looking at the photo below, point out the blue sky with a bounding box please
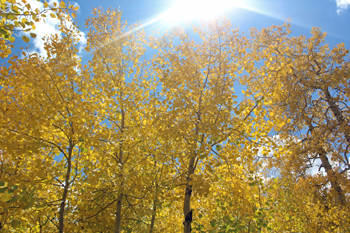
[17,0,350,57]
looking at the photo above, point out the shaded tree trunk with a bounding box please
[322,87,350,145]
[58,143,73,233]
[318,148,345,204]
[149,192,157,233]
[114,193,123,233]
[307,121,345,204]
[183,156,196,233]
[115,109,125,233]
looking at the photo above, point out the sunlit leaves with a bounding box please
[0,7,349,233]
[0,0,79,56]
[243,21,350,231]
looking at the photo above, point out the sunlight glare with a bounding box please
[164,0,244,23]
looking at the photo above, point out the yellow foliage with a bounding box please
[0,9,349,233]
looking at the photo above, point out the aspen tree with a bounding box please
[0,13,95,231]
[151,20,271,232]
[243,22,350,231]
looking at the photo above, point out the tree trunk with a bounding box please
[149,193,157,233]
[58,143,73,233]
[114,193,123,233]
[318,148,345,204]
[149,159,158,233]
[114,109,125,233]
[307,121,345,204]
[322,87,350,145]
[183,156,196,233]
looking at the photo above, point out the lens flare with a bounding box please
[164,0,245,23]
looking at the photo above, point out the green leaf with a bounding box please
[24,202,33,209]
[11,185,18,190]
[0,29,8,37]
[7,14,16,20]
[210,220,216,227]
[0,187,7,193]
[0,181,5,186]
[22,35,30,43]
[249,182,256,186]
[25,21,34,26]
[11,220,20,228]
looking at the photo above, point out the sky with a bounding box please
[18,0,350,57]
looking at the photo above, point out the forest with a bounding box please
[0,0,349,232]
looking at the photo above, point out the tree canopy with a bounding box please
[0,4,349,233]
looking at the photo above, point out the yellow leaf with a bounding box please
[22,35,30,43]
[4,48,11,54]
[59,1,65,8]
[74,6,79,11]
[71,12,76,18]
[50,13,56,18]
[1,192,12,202]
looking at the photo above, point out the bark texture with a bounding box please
[114,109,125,233]
[58,143,73,233]
[183,156,196,233]
[307,121,345,204]
[323,87,350,145]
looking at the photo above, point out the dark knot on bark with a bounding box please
[185,188,192,196]
[185,210,193,223]
[183,209,193,232]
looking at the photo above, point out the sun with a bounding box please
[163,0,245,23]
